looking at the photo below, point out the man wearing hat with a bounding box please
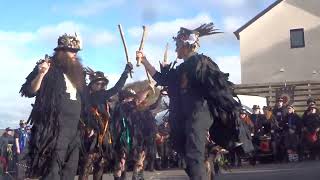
[304,97,317,116]
[78,66,132,180]
[87,63,133,106]
[250,105,264,131]
[301,102,320,159]
[14,120,29,179]
[111,86,157,180]
[273,97,287,124]
[14,120,28,155]
[20,33,89,179]
[282,104,302,162]
[111,88,137,180]
[136,23,240,179]
[307,97,316,107]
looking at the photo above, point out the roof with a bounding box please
[234,0,284,40]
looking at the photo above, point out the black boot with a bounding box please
[155,158,162,170]
[132,170,144,180]
[120,171,126,180]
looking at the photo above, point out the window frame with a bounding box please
[290,28,305,49]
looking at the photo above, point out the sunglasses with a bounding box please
[94,82,106,86]
[62,48,78,53]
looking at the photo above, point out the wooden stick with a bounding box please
[163,43,169,64]
[118,24,132,78]
[136,26,147,67]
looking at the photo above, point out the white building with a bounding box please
[234,0,320,84]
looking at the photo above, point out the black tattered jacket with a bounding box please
[152,53,240,151]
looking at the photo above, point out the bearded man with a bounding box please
[20,34,87,180]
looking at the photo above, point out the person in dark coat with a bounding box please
[301,104,320,159]
[136,23,240,179]
[273,97,287,124]
[261,106,279,135]
[20,34,86,180]
[230,108,254,167]
[250,105,264,134]
[134,92,162,173]
[156,120,171,169]
[111,89,136,180]
[19,34,125,180]
[78,66,132,180]
[111,87,152,180]
[282,105,302,161]
[238,109,255,154]
[303,97,317,117]
[0,128,15,178]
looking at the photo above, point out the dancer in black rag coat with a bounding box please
[136,23,241,179]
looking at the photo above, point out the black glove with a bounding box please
[124,62,133,74]
[159,61,171,74]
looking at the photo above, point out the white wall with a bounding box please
[239,0,320,84]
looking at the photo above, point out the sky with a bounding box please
[0,0,275,128]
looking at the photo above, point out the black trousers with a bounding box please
[40,133,80,180]
[157,141,170,168]
[145,138,156,171]
[183,110,212,180]
[15,154,26,180]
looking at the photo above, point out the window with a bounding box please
[290,28,305,48]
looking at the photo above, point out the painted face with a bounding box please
[253,109,260,114]
[277,101,283,107]
[91,80,106,92]
[287,107,294,114]
[240,113,247,119]
[310,108,317,114]
[175,40,187,59]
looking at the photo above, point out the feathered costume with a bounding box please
[153,23,241,178]
[19,34,85,179]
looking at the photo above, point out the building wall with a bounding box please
[239,0,320,84]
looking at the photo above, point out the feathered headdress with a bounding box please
[173,22,222,48]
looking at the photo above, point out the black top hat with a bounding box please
[88,71,109,88]
[307,97,316,105]
[252,105,260,110]
[54,33,81,52]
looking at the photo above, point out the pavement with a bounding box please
[3,160,320,180]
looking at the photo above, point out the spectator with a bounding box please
[250,105,264,133]
[0,128,14,179]
[273,97,287,124]
[14,120,29,180]
[283,105,302,162]
[14,120,29,155]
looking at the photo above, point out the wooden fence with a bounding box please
[234,81,320,113]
